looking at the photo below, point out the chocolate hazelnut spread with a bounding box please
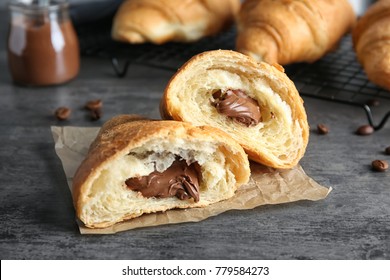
[125,159,201,202]
[212,89,262,127]
[7,1,80,86]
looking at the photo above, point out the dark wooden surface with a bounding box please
[0,11,389,260]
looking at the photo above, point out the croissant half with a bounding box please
[352,0,390,91]
[160,50,309,169]
[72,116,250,228]
[236,0,356,65]
[112,0,241,44]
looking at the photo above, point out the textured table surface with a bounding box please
[0,11,389,260]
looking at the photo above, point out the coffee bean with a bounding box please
[85,99,102,111]
[317,124,329,135]
[90,108,102,121]
[366,99,380,107]
[372,160,389,172]
[356,125,374,135]
[385,146,390,155]
[55,107,71,121]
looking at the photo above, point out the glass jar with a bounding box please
[7,0,80,86]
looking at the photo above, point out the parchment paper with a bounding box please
[51,126,332,234]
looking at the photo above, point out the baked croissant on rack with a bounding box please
[236,0,356,65]
[112,0,241,44]
[352,0,390,92]
[160,50,309,169]
[72,116,250,228]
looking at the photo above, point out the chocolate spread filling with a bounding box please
[212,89,261,127]
[125,159,201,202]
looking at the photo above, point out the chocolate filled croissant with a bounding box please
[352,0,390,91]
[112,0,240,44]
[160,50,309,169]
[72,116,250,228]
[236,0,356,65]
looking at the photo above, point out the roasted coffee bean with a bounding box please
[385,146,390,155]
[366,99,380,107]
[317,124,329,135]
[90,108,102,121]
[356,125,374,136]
[85,99,102,111]
[55,107,71,121]
[371,160,389,172]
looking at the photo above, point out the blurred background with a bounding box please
[0,0,377,16]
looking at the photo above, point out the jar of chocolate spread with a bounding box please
[7,0,80,86]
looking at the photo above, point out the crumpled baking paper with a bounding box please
[51,126,332,234]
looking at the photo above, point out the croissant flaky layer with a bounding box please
[161,50,309,169]
[112,0,240,44]
[236,0,356,65]
[72,117,250,228]
[353,0,390,92]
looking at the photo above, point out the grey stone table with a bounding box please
[0,16,389,260]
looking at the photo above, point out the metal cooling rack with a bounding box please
[289,36,390,131]
[77,25,389,131]
[77,23,236,75]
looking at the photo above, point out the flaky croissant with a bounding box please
[112,0,240,44]
[72,116,250,228]
[160,50,309,169]
[352,0,390,91]
[236,0,356,65]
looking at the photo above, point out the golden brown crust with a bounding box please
[112,0,241,44]
[72,116,250,228]
[160,50,309,169]
[352,0,390,91]
[89,114,149,152]
[236,0,356,65]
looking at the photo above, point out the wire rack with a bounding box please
[288,36,390,130]
[76,25,390,131]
